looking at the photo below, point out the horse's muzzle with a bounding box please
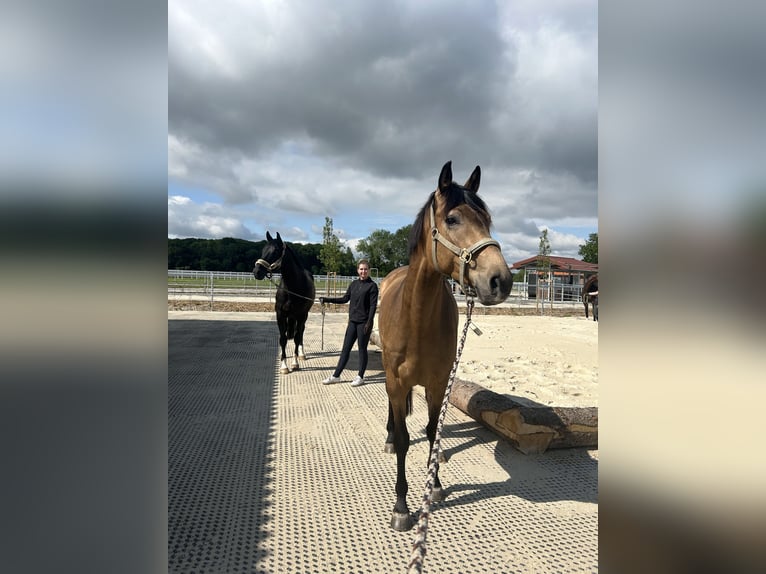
[253,264,268,280]
[474,270,512,306]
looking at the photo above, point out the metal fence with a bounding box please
[168,269,587,308]
[168,269,361,303]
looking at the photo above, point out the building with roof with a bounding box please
[510,256,598,302]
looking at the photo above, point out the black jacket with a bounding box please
[325,278,379,324]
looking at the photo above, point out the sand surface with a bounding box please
[455,314,598,408]
[170,309,598,408]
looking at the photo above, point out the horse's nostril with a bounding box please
[489,272,512,297]
[490,274,502,293]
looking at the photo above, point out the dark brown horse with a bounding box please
[583,274,598,321]
[378,161,513,531]
[254,231,316,373]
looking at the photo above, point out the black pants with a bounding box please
[333,321,370,377]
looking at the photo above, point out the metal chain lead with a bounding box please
[407,297,475,574]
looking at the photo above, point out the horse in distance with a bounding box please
[583,274,598,321]
[253,231,316,373]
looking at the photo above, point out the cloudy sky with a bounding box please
[168,0,597,263]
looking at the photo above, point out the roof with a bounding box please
[510,255,598,273]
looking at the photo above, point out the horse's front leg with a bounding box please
[279,331,290,374]
[390,406,413,531]
[384,400,395,454]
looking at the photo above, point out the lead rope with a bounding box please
[321,301,326,350]
[262,275,317,302]
[407,296,475,574]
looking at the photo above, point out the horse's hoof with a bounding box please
[280,367,290,374]
[291,364,300,371]
[298,354,306,360]
[431,487,446,503]
[439,451,449,463]
[390,512,414,531]
[384,443,395,454]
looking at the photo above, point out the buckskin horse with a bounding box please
[583,274,598,321]
[253,231,316,374]
[378,161,513,531]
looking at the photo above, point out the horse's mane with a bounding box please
[408,183,492,256]
[283,242,314,279]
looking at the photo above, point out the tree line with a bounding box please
[168,217,417,276]
[168,236,357,275]
[168,223,597,275]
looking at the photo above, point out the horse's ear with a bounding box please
[464,166,481,194]
[438,161,453,192]
[276,232,283,244]
[266,231,273,242]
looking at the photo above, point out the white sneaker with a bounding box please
[350,375,365,387]
[321,375,341,385]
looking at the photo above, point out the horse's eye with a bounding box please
[446,215,459,226]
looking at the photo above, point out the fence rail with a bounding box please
[168,270,587,308]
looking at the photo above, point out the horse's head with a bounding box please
[418,161,513,305]
[253,231,285,279]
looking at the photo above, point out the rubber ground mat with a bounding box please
[169,313,597,573]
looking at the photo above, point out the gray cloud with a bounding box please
[169,0,597,256]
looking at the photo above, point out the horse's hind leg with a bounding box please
[425,390,446,503]
[295,318,307,361]
[290,344,300,370]
[289,333,299,371]
[289,319,307,371]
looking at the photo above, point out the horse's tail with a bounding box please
[286,316,297,339]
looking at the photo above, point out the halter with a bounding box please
[429,202,499,294]
[255,244,286,278]
[256,244,317,302]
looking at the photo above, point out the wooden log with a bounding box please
[449,378,598,454]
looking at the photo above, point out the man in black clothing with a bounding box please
[320,259,379,387]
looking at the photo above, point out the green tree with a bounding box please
[578,232,598,263]
[339,246,356,275]
[537,229,552,314]
[538,228,551,267]
[392,224,412,268]
[320,217,344,273]
[357,224,412,275]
